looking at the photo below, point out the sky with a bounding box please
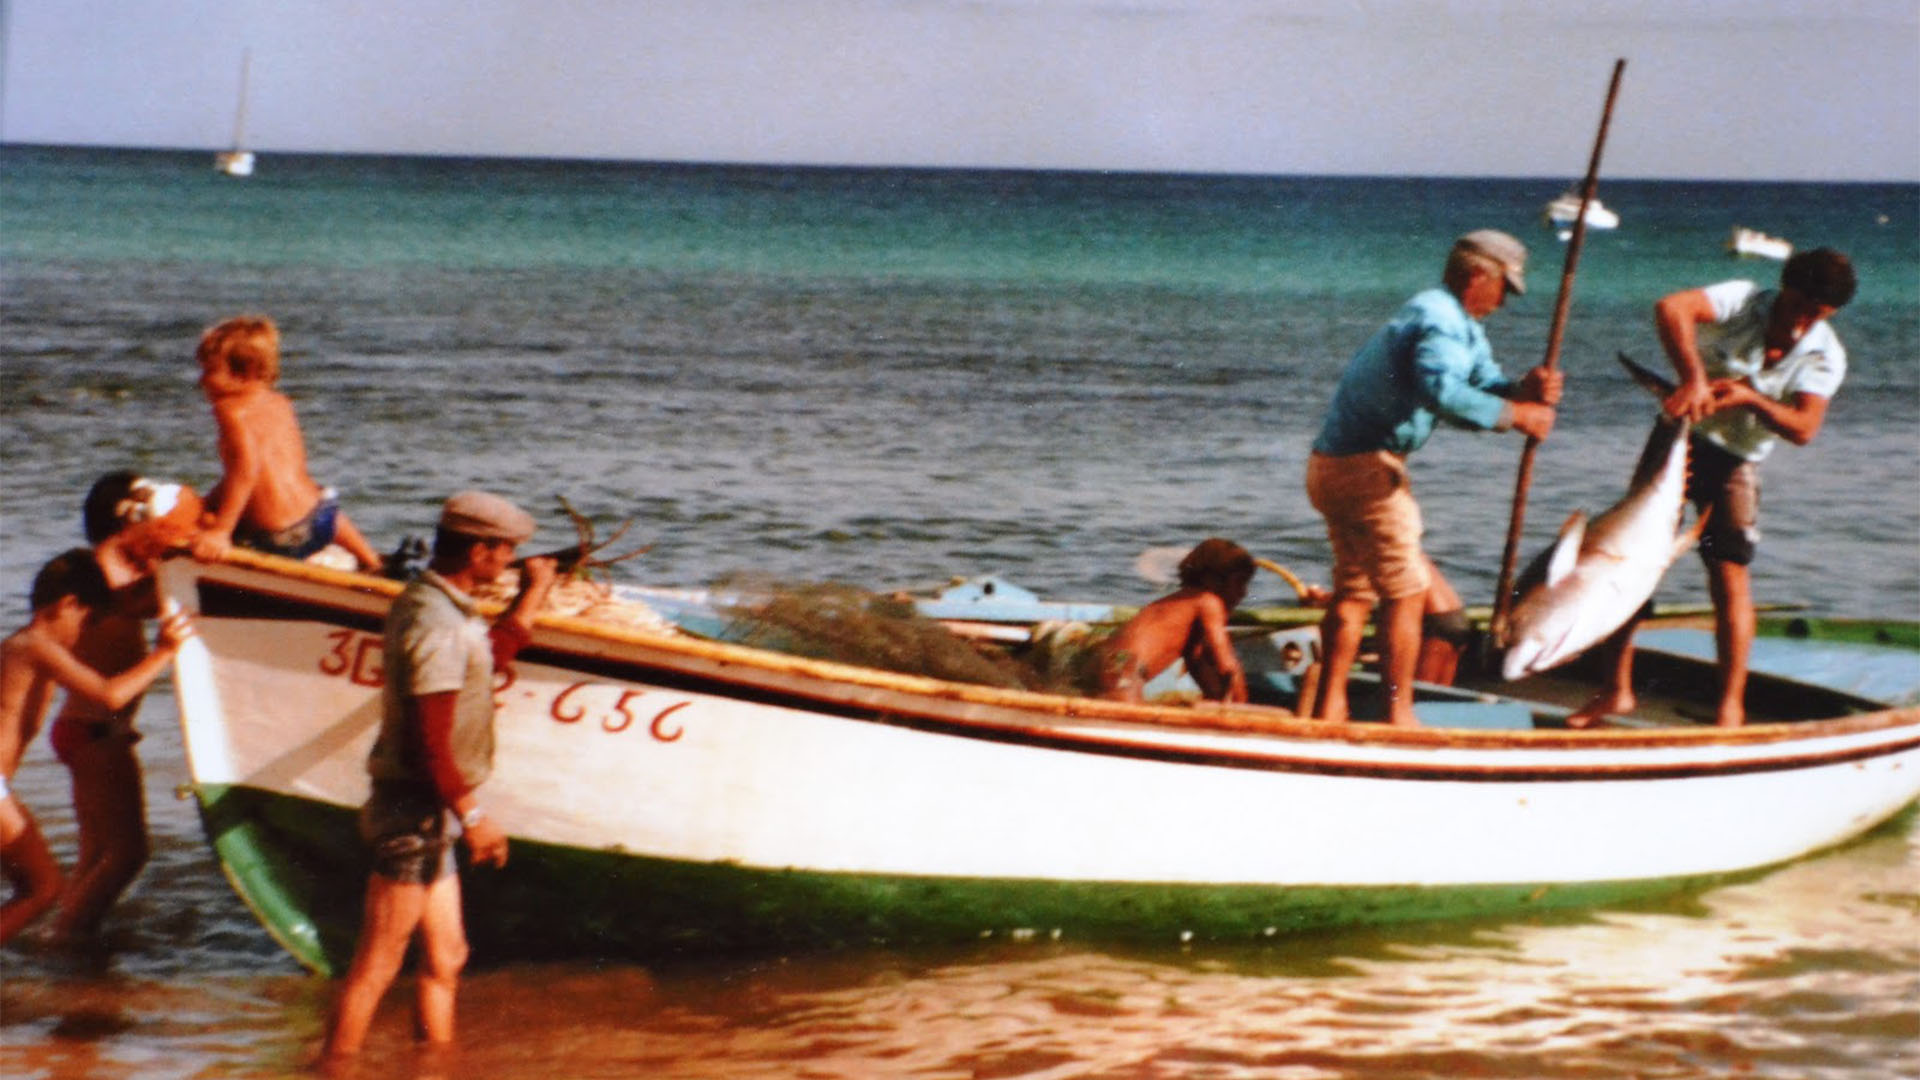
[3,0,1917,181]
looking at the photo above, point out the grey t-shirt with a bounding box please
[367,570,496,793]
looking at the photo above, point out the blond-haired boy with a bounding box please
[191,316,381,570]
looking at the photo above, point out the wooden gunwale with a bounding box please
[202,550,1918,756]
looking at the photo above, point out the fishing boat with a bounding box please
[1728,226,1793,261]
[213,50,256,178]
[1543,191,1620,240]
[159,551,1920,975]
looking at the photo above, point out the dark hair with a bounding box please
[1178,538,1255,591]
[1781,248,1856,308]
[82,471,143,544]
[31,548,110,612]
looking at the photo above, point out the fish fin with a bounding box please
[1672,505,1712,558]
[1545,511,1588,586]
[1617,352,1677,400]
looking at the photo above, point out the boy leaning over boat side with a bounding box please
[0,549,195,945]
[47,473,204,943]
[323,492,556,1062]
[1095,538,1255,704]
[189,315,382,572]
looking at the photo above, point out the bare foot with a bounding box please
[1714,701,1746,728]
[1569,689,1634,729]
[1387,709,1421,729]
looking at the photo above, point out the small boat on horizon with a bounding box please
[159,550,1920,975]
[213,50,256,178]
[1543,191,1620,240]
[1728,226,1793,261]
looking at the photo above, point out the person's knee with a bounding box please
[420,938,469,984]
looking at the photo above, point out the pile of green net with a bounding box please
[717,580,1113,695]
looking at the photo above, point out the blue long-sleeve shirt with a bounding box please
[1311,288,1515,456]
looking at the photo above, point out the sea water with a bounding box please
[1,147,1915,1078]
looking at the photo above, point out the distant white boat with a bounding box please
[1543,191,1619,240]
[1727,226,1792,261]
[214,51,256,178]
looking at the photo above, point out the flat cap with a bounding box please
[1453,229,1528,295]
[438,490,535,543]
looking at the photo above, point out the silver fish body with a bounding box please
[1500,416,1700,681]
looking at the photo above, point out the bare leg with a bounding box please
[1569,616,1642,728]
[0,801,64,945]
[1380,592,1423,728]
[324,875,429,1059]
[1314,596,1372,722]
[51,736,149,939]
[332,512,383,572]
[1707,560,1753,727]
[412,873,470,1046]
[1414,564,1464,686]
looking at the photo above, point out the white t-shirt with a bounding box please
[1692,280,1846,462]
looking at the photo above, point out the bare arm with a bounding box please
[22,614,194,713]
[1655,288,1720,421]
[1189,596,1247,704]
[192,401,260,562]
[413,691,509,868]
[1708,386,1831,446]
[496,557,559,650]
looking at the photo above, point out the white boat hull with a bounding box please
[159,554,1920,971]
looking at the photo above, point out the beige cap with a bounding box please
[438,490,535,543]
[1454,229,1528,295]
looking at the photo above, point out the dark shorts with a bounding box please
[359,782,455,885]
[1687,436,1760,566]
[235,491,341,560]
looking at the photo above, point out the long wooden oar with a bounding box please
[1488,59,1627,650]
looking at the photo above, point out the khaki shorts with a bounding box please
[1306,450,1432,604]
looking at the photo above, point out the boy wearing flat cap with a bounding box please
[1304,230,1562,727]
[324,491,556,1060]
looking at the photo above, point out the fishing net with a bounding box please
[472,558,1120,695]
[471,571,681,636]
[1019,619,1119,697]
[714,577,1041,691]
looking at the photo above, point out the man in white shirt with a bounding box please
[1572,248,1856,728]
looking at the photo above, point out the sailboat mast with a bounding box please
[231,49,251,149]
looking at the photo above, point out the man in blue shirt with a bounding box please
[1305,230,1561,726]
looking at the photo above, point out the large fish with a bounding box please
[1499,355,1707,680]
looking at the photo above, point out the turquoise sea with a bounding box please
[1,146,1917,1078]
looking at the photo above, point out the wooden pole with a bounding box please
[1488,59,1627,649]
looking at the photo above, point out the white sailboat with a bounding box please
[214,50,256,178]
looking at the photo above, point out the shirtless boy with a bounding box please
[2,549,194,945]
[47,473,202,941]
[190,316,381,570]
[1096,538,1253,704]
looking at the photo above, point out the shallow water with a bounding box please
[2,148,1917,1076]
